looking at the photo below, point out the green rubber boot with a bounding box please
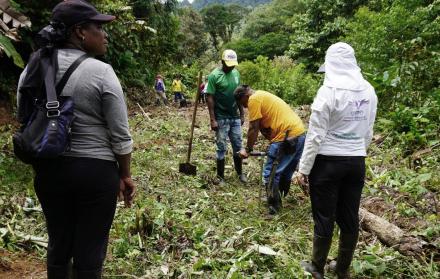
[215,159,226,186]
[233,156,247,183]
[301,234,332,279]
[335,232,358,279]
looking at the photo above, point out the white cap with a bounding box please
[222,49,238,67]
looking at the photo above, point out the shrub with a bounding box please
[238,56,319,105]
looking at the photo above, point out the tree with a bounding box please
[224,32,290,61]
[176,7,208,64]
[100,0,180,86]
[192,0,270,10]
[240,0,305,39]
[201,4,247,50]
[287,0,369,68]
[345,0,440,110]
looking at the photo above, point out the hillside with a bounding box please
[0,103,438,277]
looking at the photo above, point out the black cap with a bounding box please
[52,0,115,28]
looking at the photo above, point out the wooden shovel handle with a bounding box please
[186,72,203,163]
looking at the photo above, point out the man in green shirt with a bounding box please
[206,49,246,184]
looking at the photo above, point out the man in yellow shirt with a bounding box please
[172,74,184,104]
[236,85,306,214]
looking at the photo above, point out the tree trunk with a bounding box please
[359,208,437,260]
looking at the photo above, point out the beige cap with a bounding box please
[222,49,238,67]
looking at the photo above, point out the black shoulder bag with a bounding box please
[13,52,88,164]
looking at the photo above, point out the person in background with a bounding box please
[16,1,134,278]
[298,42,378,279]
[172,74,184,105]
[206,49,246,185]
[154,74,168,105]
[236,86,306,215]
[198,76,207,104]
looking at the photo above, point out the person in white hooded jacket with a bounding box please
[298,42,377,279]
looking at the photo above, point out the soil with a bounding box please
[0,249,45,279]
[0,104,16,127]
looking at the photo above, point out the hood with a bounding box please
[323,42,368,91]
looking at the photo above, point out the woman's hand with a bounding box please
[119,176,135,208]
[297,173,310,197]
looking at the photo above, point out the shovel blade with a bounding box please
[179,163,197,175]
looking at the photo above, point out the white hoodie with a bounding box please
[299,42,378,175]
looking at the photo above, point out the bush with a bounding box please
[224,32,291,61]
[238,56,320,105]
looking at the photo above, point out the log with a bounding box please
[359,208,435,259]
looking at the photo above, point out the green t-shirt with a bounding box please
[206,68,240,120]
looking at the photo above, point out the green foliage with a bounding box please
[1,106,438,278]
[0,35,24,69]
[287,0,369,68]
[192,0,270,10]
[238,56,319,105]
[240,0,305,40]
[93,0,181,88]
[224,0,306,61]
[346,1,440,109]
[344,0,440,151]
[176,7,209,65]
[224,32,290,61]
[376,103,439,153]
[201,4,248,50]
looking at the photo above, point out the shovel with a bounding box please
[179,71,203,175]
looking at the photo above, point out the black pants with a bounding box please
[33,157,119,278]
[309,155,365,237]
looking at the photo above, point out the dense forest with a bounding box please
[192,0,270,9]
[0,0,439,278]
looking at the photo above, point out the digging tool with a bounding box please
[179,71,203,175]
[266,130,290,213]
[250,151,267,209]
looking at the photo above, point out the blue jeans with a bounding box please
[174,92,183,102]
[263,134,306,187]
[215,118,243,160]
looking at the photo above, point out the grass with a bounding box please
[0,105,438,278]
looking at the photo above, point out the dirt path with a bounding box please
[0,249,45,279]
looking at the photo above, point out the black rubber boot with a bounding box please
[335,232,358,279]
[233,156,247,183]
[72,268,102,279]
[279,177,291,197]
[47,264,69,279]
[267,183,282,214]
[216,159,225,185]
[301,234,333,279]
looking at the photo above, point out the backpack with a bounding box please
[13,50,88,164]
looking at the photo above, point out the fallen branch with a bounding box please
[15,231,48,248]
[359,208,437,259]
[0,227,47,248]
[136,103,151,120]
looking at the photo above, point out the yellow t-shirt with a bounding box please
[172,79,182,92]
[248,90,305,142]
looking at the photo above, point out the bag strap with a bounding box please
[56,54,89,95]
[41,50,58,108]
[42,52,88,112]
